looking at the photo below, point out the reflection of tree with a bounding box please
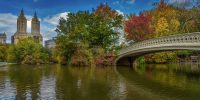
[54,65,76,99]
[0,68,15,96]
[8,65,43,99]
[55,66,125,100]
[139,64,200,88]
[126,64,200,99]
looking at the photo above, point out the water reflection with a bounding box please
[39,76,56,99]
[8,65,43,99]
[0,64,200,99]
[0,65,127,100]
[118,64,200,100]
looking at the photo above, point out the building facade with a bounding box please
[12,9,42,44]
[45,39,56,49]
[0,32,6,44]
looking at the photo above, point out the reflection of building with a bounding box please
[12,9,42,44]
[45,39,56,49]
[0,32,6,44]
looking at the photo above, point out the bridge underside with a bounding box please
[116,57,135,67]
[116,46,200,67]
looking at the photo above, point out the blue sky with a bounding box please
[0,0,158,17]
[0,0,187,43]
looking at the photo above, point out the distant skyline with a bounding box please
[0,0,191,43]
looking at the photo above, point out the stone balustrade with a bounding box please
[119,32,200,56]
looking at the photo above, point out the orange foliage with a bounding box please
[124,13,154,42]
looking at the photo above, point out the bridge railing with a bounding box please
[119,32,200,55]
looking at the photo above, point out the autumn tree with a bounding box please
[148,0,180,36]
[124,13,154,42]
[144,0,181,63]
[155,17,169,37]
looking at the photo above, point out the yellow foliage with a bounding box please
[146,1,180,37]
[158,9,177,20]
[155,17,169,37]
[145,51,178,64]
[169,18,180,34]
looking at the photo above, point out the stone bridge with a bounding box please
[115,32,200,66]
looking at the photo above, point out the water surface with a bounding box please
[0,64,200,100]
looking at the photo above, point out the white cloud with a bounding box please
[0,13,17,31]
[44,12,69,26]
[27,20,31,32]
[113,27,125,45]
[42,12,70,42]
[0,13,17,43]
[0,12,69,43]
[41,25,57,40]
[26,15,32,32]
[116,10,124,16]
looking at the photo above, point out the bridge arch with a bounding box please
[115,32,200,66]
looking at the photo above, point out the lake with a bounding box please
[0,64,200,100]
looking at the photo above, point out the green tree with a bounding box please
[7,38,50,64]
[0,44,8,62]
[91,3,123,49]
[55,11,91,64]
[71,41,94,66]
[55,4,123,65]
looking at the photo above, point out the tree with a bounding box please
[145,51,177,64]
[71,41,93,66]
[55,4,123,65]
[124,13,154,42]
[155,17,169,37]
[55,11,92,64]
[0,44,8,62]
[90,3,123,50]
[148,0,180,35]
[7,38,50,64]
[142,0,181,63]
[169,18,180,33]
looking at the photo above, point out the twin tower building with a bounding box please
[11,9,43,44]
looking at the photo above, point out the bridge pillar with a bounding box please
[116,57,135,67]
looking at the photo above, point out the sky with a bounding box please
[0,0,189,43]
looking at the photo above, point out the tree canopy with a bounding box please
[7,38,50,64]
[55,3,123,65]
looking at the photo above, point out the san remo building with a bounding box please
[12,9,43,44]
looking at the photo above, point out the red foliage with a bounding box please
[124,13,154,42]
[95,55,104,66]
[95,52,116,66]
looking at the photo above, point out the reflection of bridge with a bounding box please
[115,32,200,66]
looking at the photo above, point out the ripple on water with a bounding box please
[39,75,56,100]
[0,65,200,100]
[0,77,16,99]
[0,66,8,72]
